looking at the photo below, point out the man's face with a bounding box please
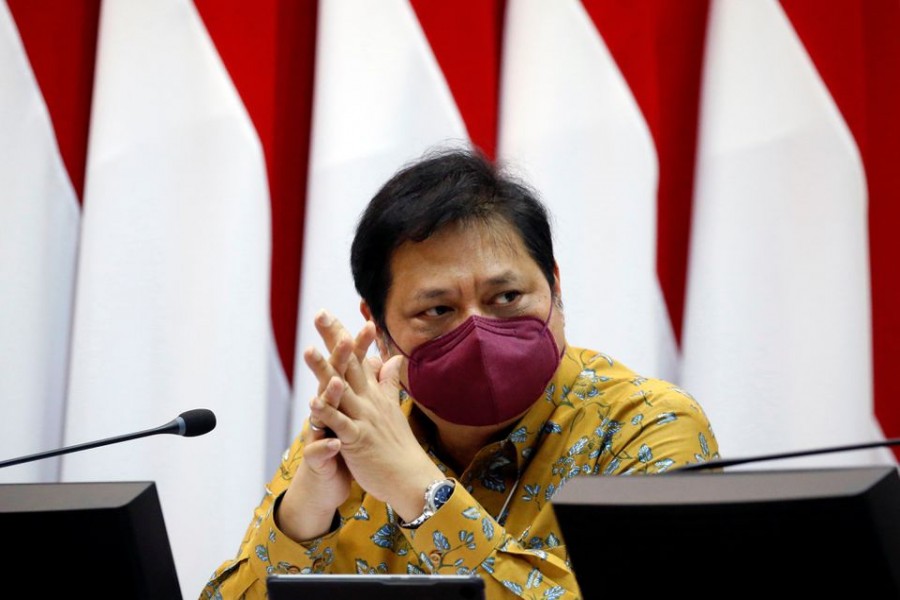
[377,219,565,394]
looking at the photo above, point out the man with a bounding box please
[200,148,719,599]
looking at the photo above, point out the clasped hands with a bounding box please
[276,309,445,543]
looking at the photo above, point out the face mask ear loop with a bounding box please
[543,298,555,326]
[383,328,416,399]
[383,328,411,359]
[544,296,567,358]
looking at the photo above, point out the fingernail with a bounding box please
[317,310,333,326]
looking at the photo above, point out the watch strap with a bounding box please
[399,478,454,529]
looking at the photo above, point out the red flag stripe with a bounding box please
[781,0,900,456]
[7,0,101,202]
[582,0,710,345]
[412,0,504,160]
[195,0,317,382]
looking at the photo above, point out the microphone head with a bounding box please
[177,409,217,437]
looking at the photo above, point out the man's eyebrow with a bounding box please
[485,270,520,286]
[413,288,452,301]
[410,272,522,302]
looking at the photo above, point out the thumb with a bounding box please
[378,354,403,390]
[364,354,384,372]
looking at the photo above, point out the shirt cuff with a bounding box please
[247,492,342,581]
[399,481,503,574]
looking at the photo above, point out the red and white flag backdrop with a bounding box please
[2,0,898,595]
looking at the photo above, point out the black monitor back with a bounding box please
[551,466,900,597]
[0,480,182,599]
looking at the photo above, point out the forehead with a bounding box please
[387,220,537,290]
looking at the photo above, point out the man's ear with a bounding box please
[360,300,391,359]
[552,262,562,302]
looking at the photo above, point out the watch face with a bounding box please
[430,481,454,511]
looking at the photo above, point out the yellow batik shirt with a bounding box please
[200,345,719,600]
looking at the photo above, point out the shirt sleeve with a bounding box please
[197,483,282,600]
[601,378,719,474]
[557,347,719,476]
[199,429,341,599]
[400,481,580,600]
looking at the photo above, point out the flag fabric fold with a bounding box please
[0,1,80,484]
[2,2,898,597]
[61,1,271,593]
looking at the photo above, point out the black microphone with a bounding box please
[676,437,900,472]
[0,408,217,469]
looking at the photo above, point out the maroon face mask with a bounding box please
[390,305,562,426]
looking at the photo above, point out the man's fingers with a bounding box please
[353,321,377,362]
[307,312,374,394]
[301,438,342,474]
[338,321,380,394]
[304,338,355,396]
[329,333,354,376]
[311,380,361,442]
[365,354,383,373]
[314,309,354,354]
[304,414,328,439]
[312,309,377,361]
[379,354,403,389]
[304,346,336,396]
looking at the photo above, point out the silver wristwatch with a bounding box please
[400,479,455,529]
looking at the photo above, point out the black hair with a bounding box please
[350,147,556,327]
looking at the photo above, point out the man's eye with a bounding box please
[423,306,452,317]
[495,291,522,305]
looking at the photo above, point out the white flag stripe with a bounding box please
[266,321,294,474]
[291,0,470,433]
[682,0,891,467]
[0,3,79,484]
[3,6,899,597]
[498,0,678,381]
[63,0,271,595]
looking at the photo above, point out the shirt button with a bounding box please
[429,550,442,565]
[312,558,324,571]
